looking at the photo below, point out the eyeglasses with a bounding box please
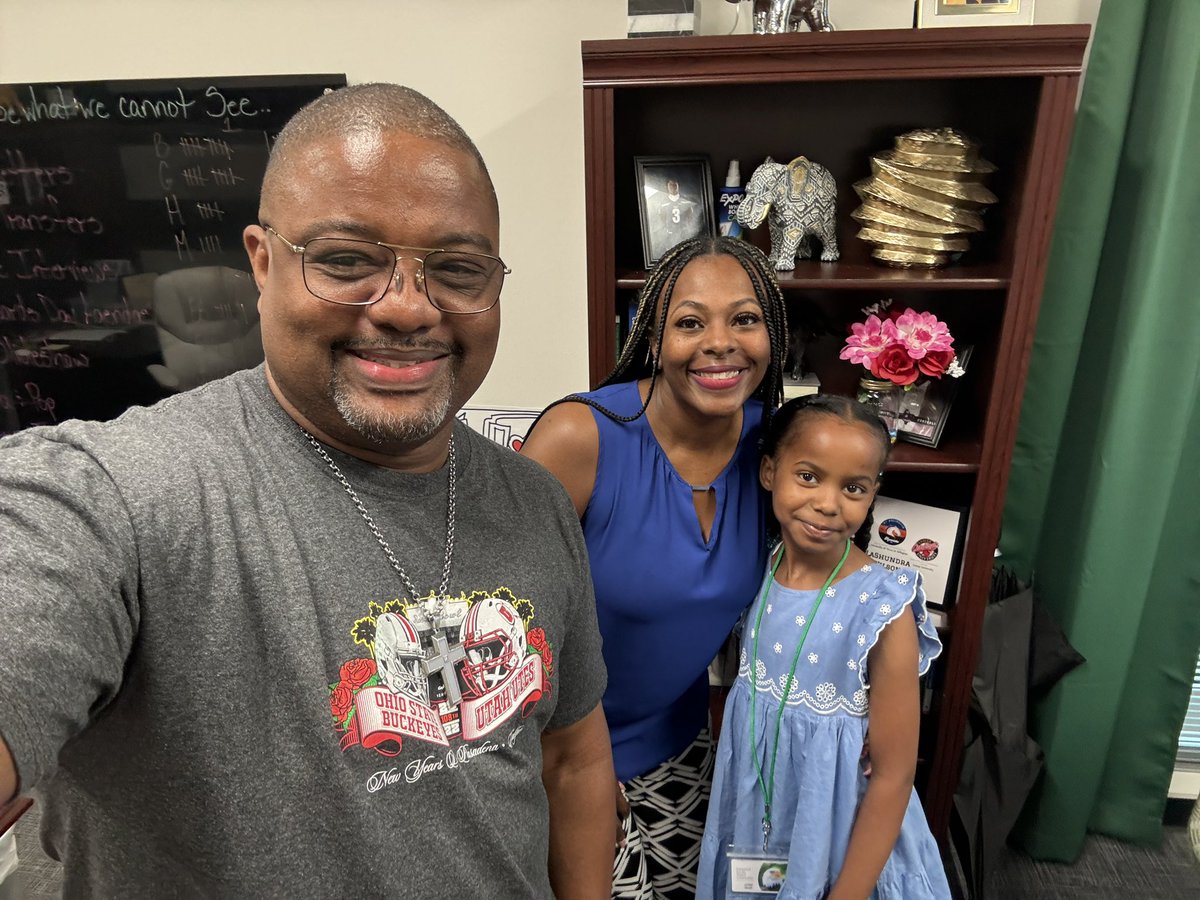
[263,225,510,315]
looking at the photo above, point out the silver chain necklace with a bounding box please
[301,428,457,606]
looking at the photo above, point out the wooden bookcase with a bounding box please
[581,25,1089,841]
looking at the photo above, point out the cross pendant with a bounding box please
[423,629,467,709]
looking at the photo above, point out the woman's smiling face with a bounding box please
[652,253,769,420]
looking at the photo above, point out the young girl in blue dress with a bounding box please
[697,395,951,899]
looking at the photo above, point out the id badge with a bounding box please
[726,846,788,894]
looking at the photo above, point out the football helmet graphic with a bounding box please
[374,612,428,703]
[458,597,527,696]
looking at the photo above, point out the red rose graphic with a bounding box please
[870,344,919,386]
[339,657,377,688]
[329,682,354,724]
[528,627,553,668]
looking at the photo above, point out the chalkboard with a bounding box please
[0,74,346,435]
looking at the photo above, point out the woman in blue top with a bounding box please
[523,235,789,899]
[696,395,950,899]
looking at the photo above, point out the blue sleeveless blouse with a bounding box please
[579,381,767,781]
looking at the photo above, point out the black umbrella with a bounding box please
[949,569,1084,898]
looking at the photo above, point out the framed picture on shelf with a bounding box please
[634,155,715,268]
[895,346,974,449]
[866,495,968,613]
[917,0,1035,29]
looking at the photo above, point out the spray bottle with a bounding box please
[717,160,744,238]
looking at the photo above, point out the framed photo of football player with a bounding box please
[634,155,716,268]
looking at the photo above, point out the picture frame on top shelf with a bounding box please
[634,155,715,269]
[895,346,973,449]
[917,0,1035,29]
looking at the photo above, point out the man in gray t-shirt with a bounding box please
[0,84,613,898]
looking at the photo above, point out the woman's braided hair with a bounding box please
[556,235,789,430]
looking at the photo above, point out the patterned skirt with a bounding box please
[612,726,714,900]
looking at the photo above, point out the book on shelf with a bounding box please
[782,372,821,399]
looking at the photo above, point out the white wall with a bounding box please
[0,0,1099,409]
[0,0,626,409]
[1034,0,1103,26]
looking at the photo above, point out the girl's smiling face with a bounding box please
[760,414,885,563]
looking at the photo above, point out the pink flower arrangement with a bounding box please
[840,301,964,386]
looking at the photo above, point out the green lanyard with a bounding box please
[749,538,851,851]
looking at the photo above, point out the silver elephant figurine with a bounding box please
[735,156,840,270]
[726,0,834,34]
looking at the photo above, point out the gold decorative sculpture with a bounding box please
[852,127,997,268]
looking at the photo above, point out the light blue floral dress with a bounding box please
[696,555,951,899]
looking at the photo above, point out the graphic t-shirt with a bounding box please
[0,367,606,897]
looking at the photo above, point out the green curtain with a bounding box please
[998,0,1200,862]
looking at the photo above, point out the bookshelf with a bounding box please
[581,24,1089,840]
